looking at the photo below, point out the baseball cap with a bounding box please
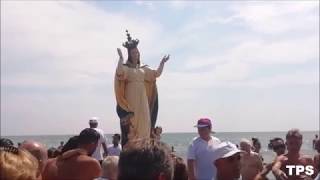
[112,133,121,138]
[194,118,212,128]
[89,117,99,124]
[212,141,241,163]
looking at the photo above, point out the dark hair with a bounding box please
[268,137,284,150]
[286,128,302,140]
[173,156,188,180]
[118,139,173,180]
[78,128,100,145]
[61,136,79,154]
[273,137,284,143]
[252,137,259,143]
[252,138,261,147]
[48,147,59,158]
[0,138,14,147]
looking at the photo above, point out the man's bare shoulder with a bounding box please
[300,154,315,165]
[74,155,101,176]
[46,158,57,164]
[77,154,100,165]
[44,158,58,169]
[301,154,313,160]
[42,158,59,180]
[78,155,102,177]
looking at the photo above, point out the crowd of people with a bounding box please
[1,117,319,180]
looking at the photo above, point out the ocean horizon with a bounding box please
[3,130,319,137]
[3,131,319,164]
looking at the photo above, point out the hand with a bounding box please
[117,48,124,60]
[277,170,288,180]
[161,54,170,64]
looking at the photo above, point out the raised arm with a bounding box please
[155,54,170,77]
[272,156,288,180]
[116,48,125,74]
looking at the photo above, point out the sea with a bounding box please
[4,131,319,163]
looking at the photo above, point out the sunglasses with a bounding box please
[273,144,285,150]
[226,154,241,162]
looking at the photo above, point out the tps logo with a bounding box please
[286,165,314,176]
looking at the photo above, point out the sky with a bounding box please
[1,1,319,136]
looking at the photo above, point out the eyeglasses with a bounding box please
[226,154,241,162]
[273,144,285,150]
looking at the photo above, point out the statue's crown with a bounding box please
[122,30,139,49]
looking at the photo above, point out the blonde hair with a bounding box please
[0,147,39,180]
[240,138,252,146]
[101,156,119,179]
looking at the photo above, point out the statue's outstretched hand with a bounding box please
[117,48,124,61]
[161,54,170,64]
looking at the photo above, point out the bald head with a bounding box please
[239,139,252,153]
[20,140,48,173]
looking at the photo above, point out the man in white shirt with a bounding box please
[107,133,122,156]
[89,117,108,164]
[187,118,221,180]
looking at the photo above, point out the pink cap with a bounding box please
[194,118,212,128]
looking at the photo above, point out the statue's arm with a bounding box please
[155,54,170,77]
[116,48,125,75]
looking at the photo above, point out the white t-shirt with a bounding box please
[91,128,107,161]
[187,136,221,180]
[107,144,122,156]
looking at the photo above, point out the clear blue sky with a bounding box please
[1,1,319,135]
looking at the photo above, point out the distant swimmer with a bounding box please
[313,134,319,150]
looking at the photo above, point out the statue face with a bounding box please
[129,48,140,64]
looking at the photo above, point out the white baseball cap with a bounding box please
[89,117,99,124]
[212,141,241,163]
